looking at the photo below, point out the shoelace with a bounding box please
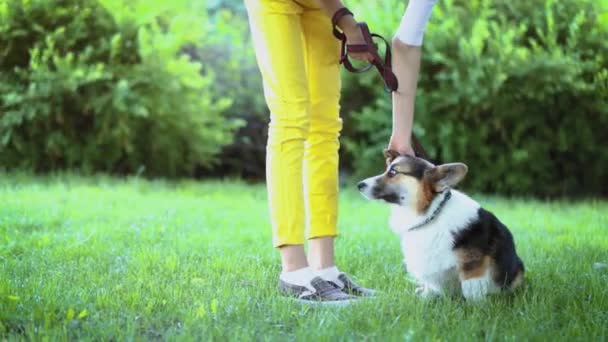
[338,274,358,290]
[309,278,343,297]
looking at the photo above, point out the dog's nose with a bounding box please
[357,182,367,191]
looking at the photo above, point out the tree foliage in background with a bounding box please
[197,0,608,197]
[192,3,267,178]
[0,0,240,177]
[1,0,606,196]
[342,0,608,197]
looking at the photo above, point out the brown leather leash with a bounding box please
[331,8,398,92]
[331,7,430,160]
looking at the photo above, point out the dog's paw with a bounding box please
[461,278,490,301]
[415,285,440,299]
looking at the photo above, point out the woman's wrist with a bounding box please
[337,14,358,33]
[388,134,414,156]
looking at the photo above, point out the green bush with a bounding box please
[0,0,240,177]
[2,0,606,196]
[342,0,608,197]
[193,5,267,178]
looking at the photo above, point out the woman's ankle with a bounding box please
[279,244,308,272]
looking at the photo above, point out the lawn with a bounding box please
[1,174,607,341]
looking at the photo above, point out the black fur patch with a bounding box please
[461,259,484,272]
[372,186,400,204]
[392,156,430,180]
[407,159,429,179]
[380,193,401,204]
[452,208,524,289]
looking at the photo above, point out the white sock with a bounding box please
[315,266,343,287]
[280,267,316,290]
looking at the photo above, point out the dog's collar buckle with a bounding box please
[407,190,452,232]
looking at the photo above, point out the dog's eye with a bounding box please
[387,168,397,177]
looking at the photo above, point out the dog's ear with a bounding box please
[425,163,468,192]
[383,149,400,166]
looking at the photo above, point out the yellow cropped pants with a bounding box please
[245,0,342,247]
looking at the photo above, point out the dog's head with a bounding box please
[358,150,468,212]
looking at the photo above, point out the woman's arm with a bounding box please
[389,0,437,156]
[388,40,421,157]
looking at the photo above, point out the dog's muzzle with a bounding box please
[358,178,378,201]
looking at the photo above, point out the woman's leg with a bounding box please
[245,0,309,270]
[388,0,437,156]
[246,1,359,304]
[300,6,342,270]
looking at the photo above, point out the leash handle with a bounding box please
[332,8,372,73]
[331,8,399,92]
[331,7,354,40]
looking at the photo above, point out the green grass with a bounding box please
[1,174,607,341]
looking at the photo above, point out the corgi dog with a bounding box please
[358,150,524,301]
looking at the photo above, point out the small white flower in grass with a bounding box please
[593,262,607,269]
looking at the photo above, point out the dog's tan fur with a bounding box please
[417,179,435,213]
[456,249,491,280]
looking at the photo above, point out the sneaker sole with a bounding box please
[282,297,360,307]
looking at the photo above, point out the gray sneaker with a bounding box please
[279,276,356,306]
[329,273,377,297]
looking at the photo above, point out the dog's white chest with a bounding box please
[389,191,480,290]
[400,225,458,281]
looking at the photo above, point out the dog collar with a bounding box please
[407,190,452,232]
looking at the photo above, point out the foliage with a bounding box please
[0,0,240,177]
[342,0,608,197]
[1,0,606,196]
[192,5,267,178]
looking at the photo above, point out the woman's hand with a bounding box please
[339,19,374,62]
[388,134,415,157]
[315,1,373,61]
